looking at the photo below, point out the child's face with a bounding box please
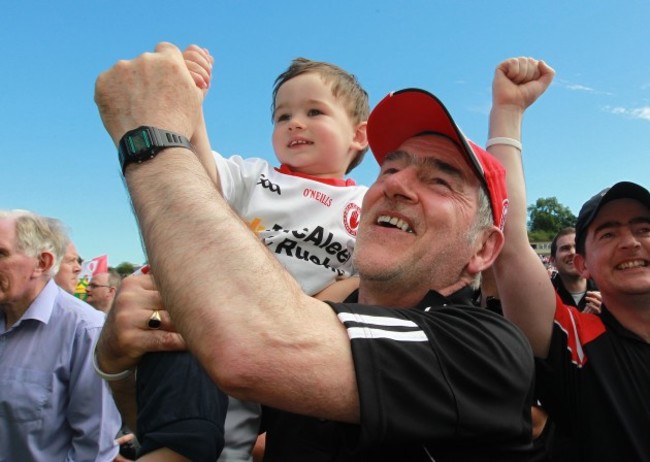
[272,73,366,178]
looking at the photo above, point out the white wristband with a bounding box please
[93,349,133,382]
[486,137,522,151]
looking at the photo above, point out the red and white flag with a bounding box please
[74,255,108,300]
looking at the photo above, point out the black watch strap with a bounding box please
[118,126,194,174]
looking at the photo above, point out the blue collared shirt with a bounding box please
[0,279,121,461]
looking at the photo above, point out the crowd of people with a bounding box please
[1,43,648,462]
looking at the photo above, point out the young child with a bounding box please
[135,46,370,461]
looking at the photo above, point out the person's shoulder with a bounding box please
[214,152,276,178]
[555,302,606,337]
[331,300,534,364]
[343,181,368,195]
[54,289,106,328]
[332,298,509,326]
[430,302,533,349]
[432,301,515,326]
[220,153,273,169]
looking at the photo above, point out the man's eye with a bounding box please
[307,109,323,116]
[427,177,451,189]
[381,167,399,175]
[598,232,614,240]
[275,113,290,122]
[636,225,650,235]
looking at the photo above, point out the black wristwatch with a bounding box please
[118,126,194,174]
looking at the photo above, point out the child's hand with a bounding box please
[183,44,214,97]
[492,57,555,111]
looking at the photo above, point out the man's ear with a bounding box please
[467,227,505,275]
[35,251,55,276]
[574,253,590,279]
[351,121,368,152]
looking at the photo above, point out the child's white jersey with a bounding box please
[214,153,368,295]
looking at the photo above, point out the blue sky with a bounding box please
[2,1,649,265]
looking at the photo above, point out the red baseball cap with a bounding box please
[367,88,509,230]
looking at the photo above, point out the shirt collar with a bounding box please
[344,287,474,310]
[275,164,357,187]
[14,279,58,327]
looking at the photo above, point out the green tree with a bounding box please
[527,197,577,236]
[115,261,137,277]
[528,229,555,243]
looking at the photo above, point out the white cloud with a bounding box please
[554,78,612,95]
[566,83,595,92]
[630,107,650,120]
[604,106,650,121]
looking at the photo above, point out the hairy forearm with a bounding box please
[125,151,297,356]
[123,151,356,419]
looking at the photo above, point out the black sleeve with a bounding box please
[330,302,534,450]
[136,351,228,461]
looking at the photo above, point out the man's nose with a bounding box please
[383,169,417,202]
[618,227,642,250]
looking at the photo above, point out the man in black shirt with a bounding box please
[549,227,601,312]
[490,60,650,461]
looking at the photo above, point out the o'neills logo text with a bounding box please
[343,202,361,237]
[303,188,333,207]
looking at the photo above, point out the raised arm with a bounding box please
[183,44,220,189]
[95,42,359,423]
[488,57,557,357]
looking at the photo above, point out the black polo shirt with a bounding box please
[535,296,650,461]
[262,290,535,461]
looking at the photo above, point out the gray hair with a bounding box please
[0,210,70,277]
[467,186,494,242]
[462,188,494,291]
[106,268,123,290]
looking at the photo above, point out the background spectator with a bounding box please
[87,268,122,313]
[0,209,122,461]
